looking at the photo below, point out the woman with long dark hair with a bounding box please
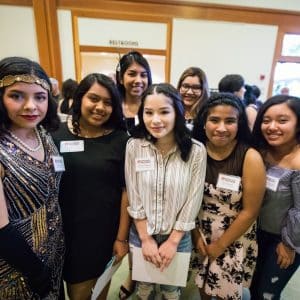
[250,95,300,300]
[52,73,130,300]
[0,56,64,299]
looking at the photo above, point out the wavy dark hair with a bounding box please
[244,84,257,106]
[176,66,210,119]
[252,95,300,149]
[192,92,252,145]
[116,51,152,99]
[60,78,78,114]
[0,56,60,134]
[72,73,125,135]
[132,83,192,161]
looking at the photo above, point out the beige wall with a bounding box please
[171,19,277,99]
[0,5,39,61]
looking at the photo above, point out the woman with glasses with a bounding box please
[177,67,209,131]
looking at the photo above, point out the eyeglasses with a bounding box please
[180,83,202,93]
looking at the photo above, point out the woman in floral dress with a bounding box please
[191,92,266,299]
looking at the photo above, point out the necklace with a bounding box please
[9,128,42,152]
[79,128,111,138]
[156,143,175,156]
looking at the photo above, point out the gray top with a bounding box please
[259,164,300,253]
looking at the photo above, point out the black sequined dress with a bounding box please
[0,129,65,300]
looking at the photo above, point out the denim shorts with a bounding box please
[129,224,192,299]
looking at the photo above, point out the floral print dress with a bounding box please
[191,143,257,300]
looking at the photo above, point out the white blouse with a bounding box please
[125,138,206,235]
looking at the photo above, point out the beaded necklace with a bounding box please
[8,128,42,152]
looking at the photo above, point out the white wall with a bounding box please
[171,19,278,99]
[58,8,279,99]
[0,5,39,61]
[57,10,76,80]
[78,18,167,49]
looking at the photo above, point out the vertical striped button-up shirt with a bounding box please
[125,138,206,235]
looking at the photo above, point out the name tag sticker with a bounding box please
[266,175,279,192]
[134,115,139,126]
[51,155,65,172]
[60,140,84,153]
[216,173,241,192]
[135,157,154,172]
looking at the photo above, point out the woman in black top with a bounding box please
[52,73,130,300]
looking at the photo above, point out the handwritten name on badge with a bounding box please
[60,140,84,153]
[216,173,241,192]
[51,156,65,172]
[135,157,154,172]
[266,175,279,192]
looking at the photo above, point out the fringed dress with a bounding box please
[0,129,65,299]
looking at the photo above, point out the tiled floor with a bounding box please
[107,255,300,300]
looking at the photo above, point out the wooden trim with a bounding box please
[278,56,300,63]
[71,9,171,23]
[72,8,172,82]
[32,0,51,72]
[58,0,300,28]
[267,30,284,97]
[165,19,172,82]
[59,0,300,97]
[44,0,62,82]
[0,0,31,5]
[113,0,300,17]
[32,0,62,82]
[80,46,166,56]
[72,13,82,82]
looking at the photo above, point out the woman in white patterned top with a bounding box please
[125,83,207,299]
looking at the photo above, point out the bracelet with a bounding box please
[116,238,129,244]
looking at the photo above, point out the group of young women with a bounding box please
[0,53,299,300]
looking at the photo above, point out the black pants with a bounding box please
[250,229,300,300]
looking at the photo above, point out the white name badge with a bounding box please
[134,115,139,126]
[266,175,280,192]
[135,157,154,172]
[51,156,65,172]
[216,173,241,192]
[60,140,84,153]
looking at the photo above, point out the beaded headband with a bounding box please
[0,74,50,91]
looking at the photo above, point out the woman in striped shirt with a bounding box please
[125,83,207,299]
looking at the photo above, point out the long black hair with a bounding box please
[116,51,152,99]
[132,83,192,161]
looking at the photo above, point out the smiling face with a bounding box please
[80,82,113,129]
[261,103,298,148]
[205,104,239,148]
[121,62,149,99]
[143,92,176,143]
[3,82,48,130]
[179,75,202,111]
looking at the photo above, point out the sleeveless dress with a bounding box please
[191,143,257,300]
[51,123,128,283]
[0,129,65,300]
